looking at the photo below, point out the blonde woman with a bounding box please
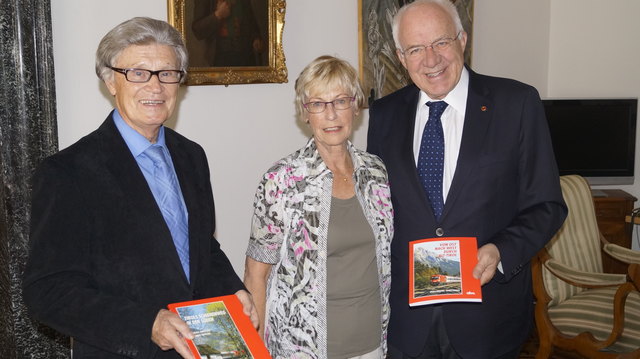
[244,56,394,359]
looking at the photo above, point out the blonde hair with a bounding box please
[294,55,364,119]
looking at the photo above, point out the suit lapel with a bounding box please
[99,117,165,222]
[389,86,436,217]
[442,70,493,220]
[98,116,191,285]
[397,88,422,182]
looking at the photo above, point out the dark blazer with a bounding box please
[367,69,567,358]
[23,112,244,359]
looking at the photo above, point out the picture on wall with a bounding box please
[358,0,474,105]
[168,0,288,86]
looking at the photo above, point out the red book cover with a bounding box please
[168,295,271,359]
[409,237,482,306]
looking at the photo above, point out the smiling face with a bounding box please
[396,2,467,100]
[304,87,357,154]
[104,43,179,142]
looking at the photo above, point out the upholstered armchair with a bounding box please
[531,175,640,358]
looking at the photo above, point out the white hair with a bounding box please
[392,0,464,49]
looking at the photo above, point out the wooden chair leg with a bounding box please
[535,339,552,359]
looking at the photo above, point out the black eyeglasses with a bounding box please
[109,66,184,84]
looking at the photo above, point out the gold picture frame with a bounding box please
[168,0,288,86]
[358,0,473,105]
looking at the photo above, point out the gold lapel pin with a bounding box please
[481,106,487,111]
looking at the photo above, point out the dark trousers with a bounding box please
[387,307,521,359]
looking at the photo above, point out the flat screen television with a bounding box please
[542,98,638,185]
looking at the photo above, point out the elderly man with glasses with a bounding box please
[367,0,567,358]
[22,17,257,359]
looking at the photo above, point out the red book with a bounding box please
[168,295,271,359]
[409,237,482,306]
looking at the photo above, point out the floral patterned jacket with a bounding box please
[246,138,394,359]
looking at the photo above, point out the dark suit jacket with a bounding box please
[367,69,567,358]
[23,112,244,358]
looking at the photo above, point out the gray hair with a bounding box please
[392,0,464,50]
[95,17,188,82]
[294,55,365,120]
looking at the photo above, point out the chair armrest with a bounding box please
[544,258,628,288]
[629,263,640,289]
[603,243,640,264]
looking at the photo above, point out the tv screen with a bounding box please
[542,98,638,185]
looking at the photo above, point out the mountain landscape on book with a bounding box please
[414,246,461,276]
[413,245,462,297]
[176,302,251,358]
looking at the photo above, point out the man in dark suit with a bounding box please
[367,1,567,358]
[22,17,256,359]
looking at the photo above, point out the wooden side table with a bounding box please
[592,189,637,274]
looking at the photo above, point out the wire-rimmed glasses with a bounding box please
[399,31,462,61]
[303,97,355,114]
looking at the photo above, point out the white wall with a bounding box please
[51,0,640,273]
[472,0,551,96]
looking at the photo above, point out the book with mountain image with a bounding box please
[168,295,271,359]
[409,237,482,306]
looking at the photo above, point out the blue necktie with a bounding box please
[417,101,448,221]
[145,145,190,280]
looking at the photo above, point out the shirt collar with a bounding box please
[418,67,469,115]
[112,109,167,157]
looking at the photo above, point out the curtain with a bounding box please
[0,0,69,357]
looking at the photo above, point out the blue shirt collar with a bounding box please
[112,109,167,156]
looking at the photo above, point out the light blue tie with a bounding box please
[417,101,448,221]
[145,145,190,280]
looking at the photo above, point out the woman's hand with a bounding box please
[235,289,260,329]
[243,257,273,337]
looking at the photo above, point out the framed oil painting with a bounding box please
[168,0,288,86]
[358,0,473,105]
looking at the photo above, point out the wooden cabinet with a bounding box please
[591,189,637,274]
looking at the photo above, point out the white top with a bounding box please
[413,68,469,202]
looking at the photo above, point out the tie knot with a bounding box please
[427,101,448,120]
[145,145,167,166]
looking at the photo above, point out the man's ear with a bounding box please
[104,77,117,96]
[459,31,468,52]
